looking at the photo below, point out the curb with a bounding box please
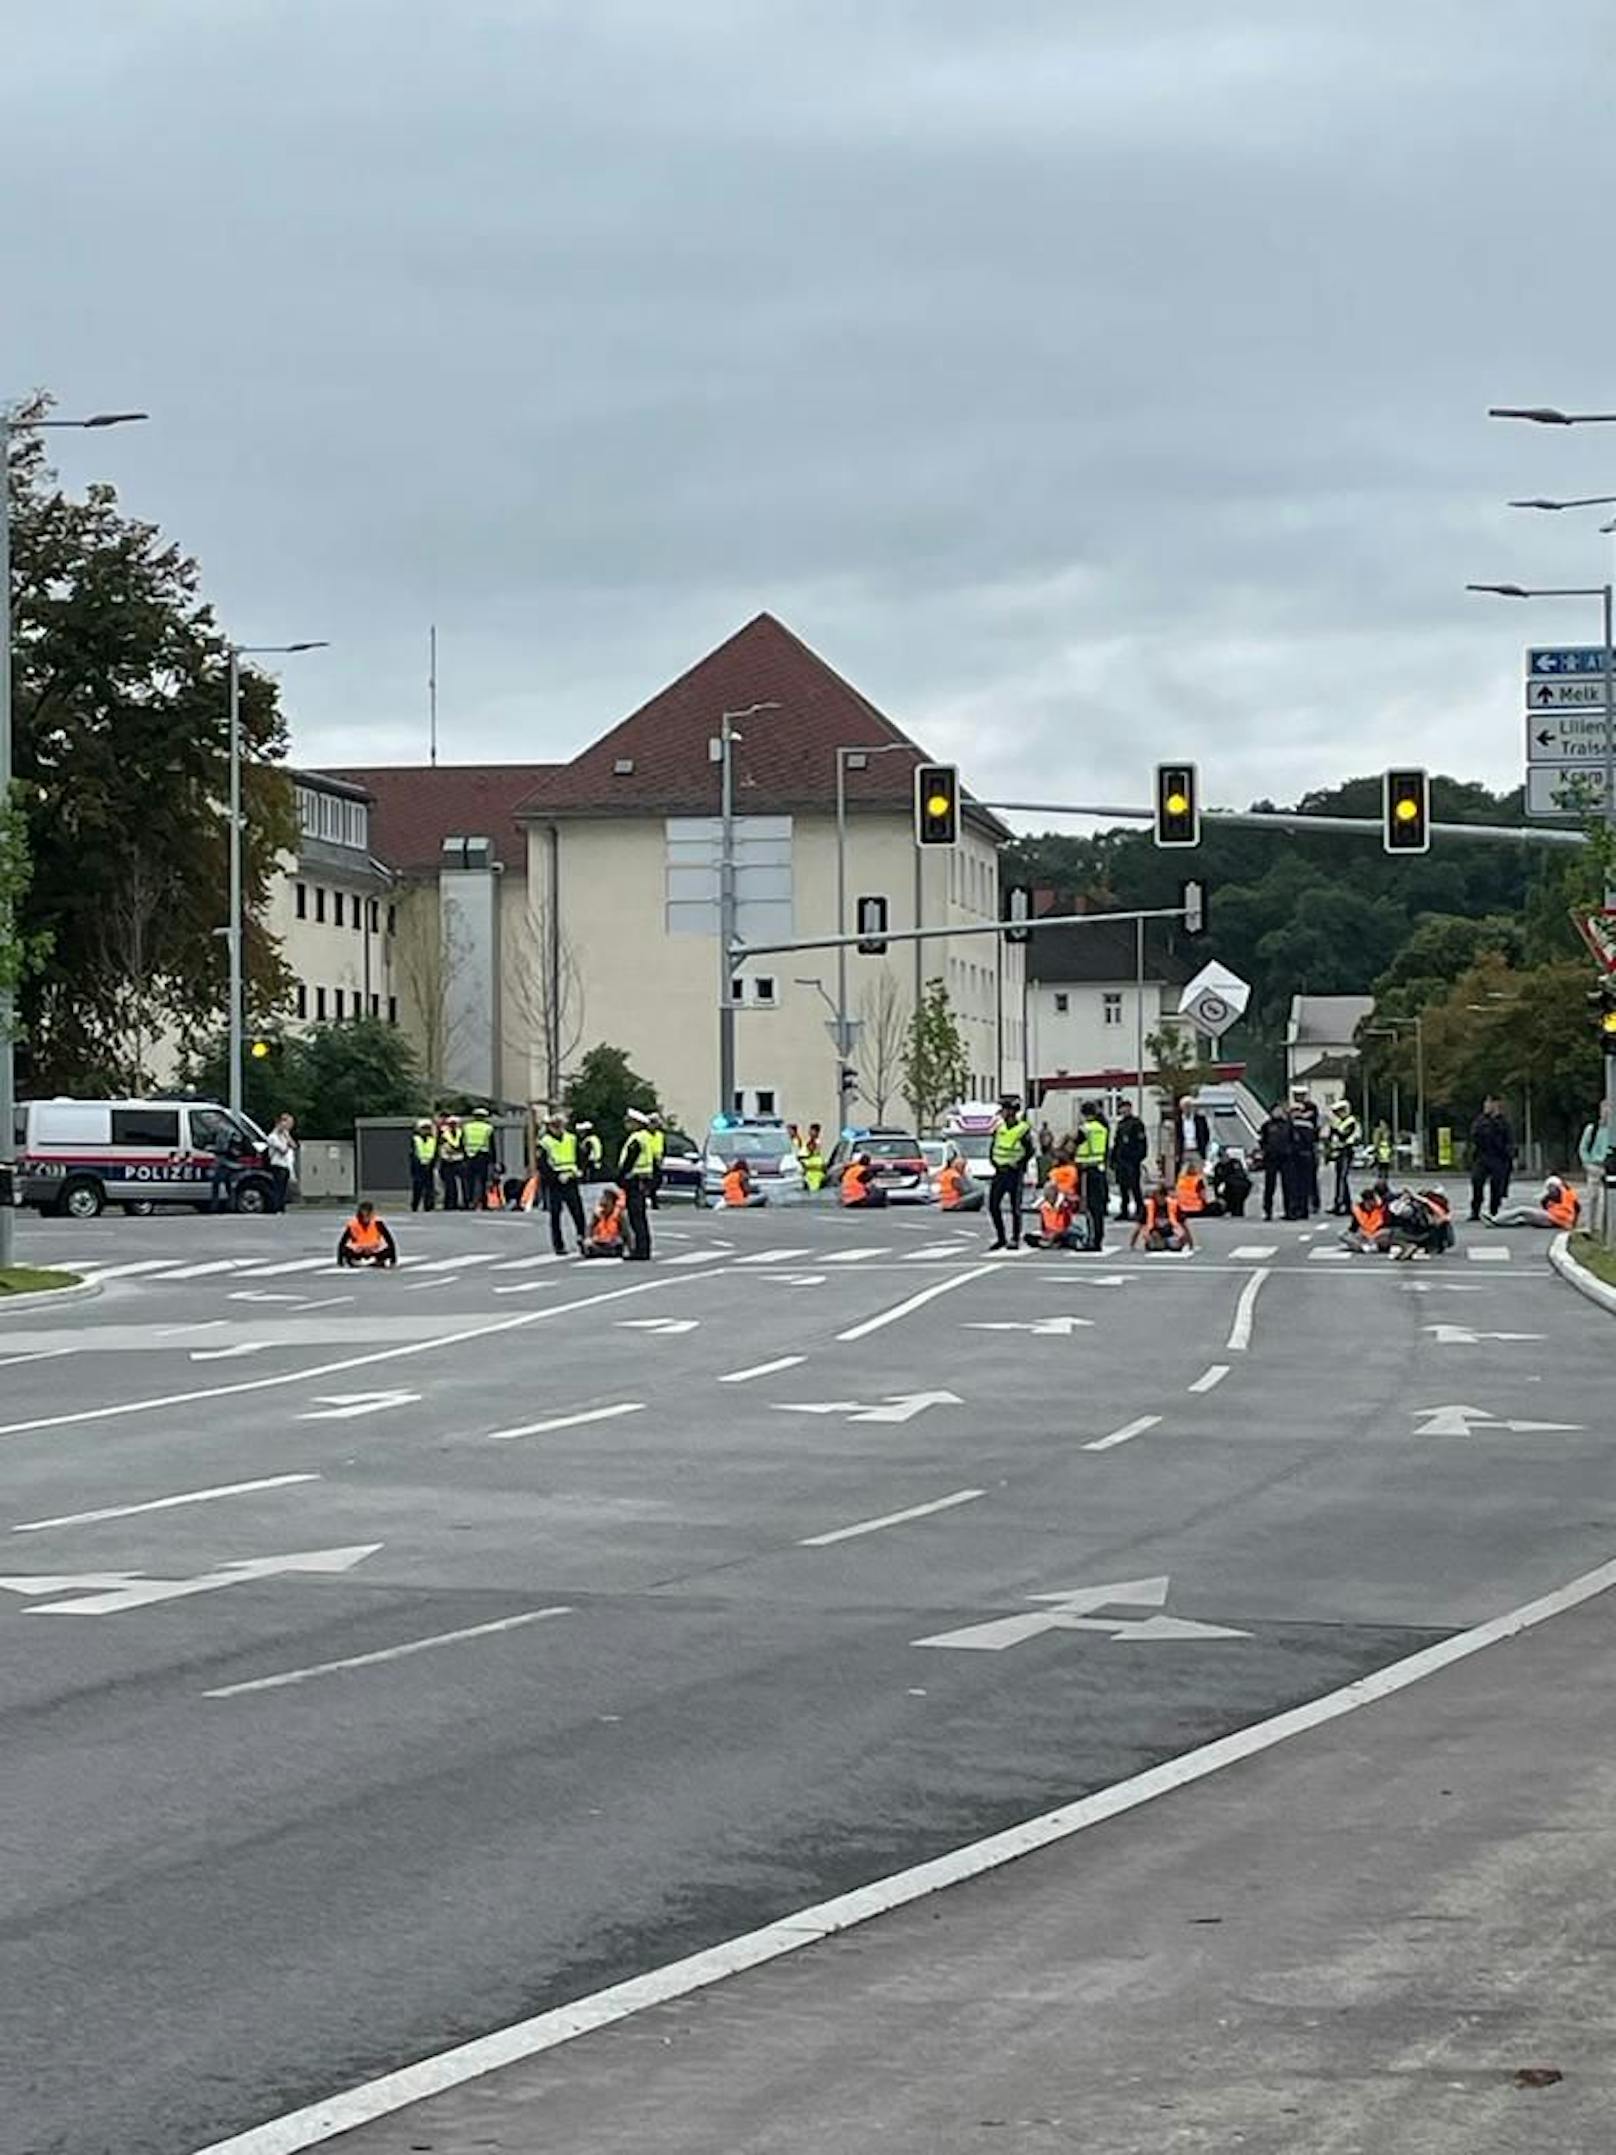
[1548,1231,1616,1317]
[0,1274,101,1314]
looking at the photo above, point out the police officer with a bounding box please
[647,1113,667,1208]
[577,1120,604,1183]
[539,1113,587,1255]
[1074,1098,1110,1254]
[436,1114,465,1210]
[1325,1099,1361,1215]
[460,1105,496,1211]
[409,1118,438,1212]
[987,1094,1035,1251]
[619,1109,658,1260]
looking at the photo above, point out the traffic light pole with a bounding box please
[734,902,1188,965]
[1603,586,1616,1245]
[977,800,1588,849]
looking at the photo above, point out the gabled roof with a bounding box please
[1027,917,1196,987]
[1286,994,1375,1047]
[514,612,1005,833]
[326,764,559,873]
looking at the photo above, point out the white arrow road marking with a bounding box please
[189,1341,275,1361]
[915,1577,1248,1651]
[1411,1402,1584,1438]
[13,1473,320,1533]
[773,1390,963,1425]
[964,1316,1094,1336]
[616,1317,700,1335]
[1422,1324,1546,1345]
[0,1543,379,1615]
[298,1390,421,1421]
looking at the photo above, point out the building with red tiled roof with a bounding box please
[327,763,559,874]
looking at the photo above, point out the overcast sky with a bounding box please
[11,0,1616,824]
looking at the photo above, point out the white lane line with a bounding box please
[668,1251,724,1266]
[191,1550,1616,2155]
[1468,1246,1511,1262]
[232,1256,335,1278]
[487,1403,645,1441]
[13,1472,320,1534]
[1188,1364,1230,1394]
[405,1252,506,1274]
[68,1258,181,1281]
[731,1249,812,1265]
[204,1605,572,1699]
[0,1347,72,1370]
[1308,1247,1351,1263]
[0,1274,702,1442]
[1226,1268,1269,1352]
[161,1258,258,1281]
[718,1354,807,1384]
[1083,1414,1162,1452]
[799,1489,985,1546]
[821,1248,887,1263]
[836,1264,1000,1343]
[1229,1245,1277,1260]
[492,1280,560,1296]
[490,1254,562,1271]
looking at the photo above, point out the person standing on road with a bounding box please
[1075,1099,1110,1255]
[1173,1095,1210,1172]
[647,1114,667,1209]
[1257,1103,1291,1222]
[460,1106,495,1211]
[264,1113,298,1214]
[1111,1104,1148,1221]
[1290,1092,1322,1214]
[208,1123,240,1214]
[1325,1099,1360,1215]
[618,1109,658,1260]
[577,1120,604,1184]
[436,1115,465,1211]
[987,1094,1035,1251]
[409,1118,438,1212]
[1468,1095,1515,1221]
[539,1112,587,1255]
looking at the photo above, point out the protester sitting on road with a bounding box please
[1175,1165,1221,1218]
[1341,1180,1393,1253]
[721,1158,767,1207]
[1048,1147,1081,1204]
[336,1201,398,1269]
[1487,1176,1581,1231]
[1132,1180,1194,1253]
[1023,1179,1083,1250]
[840,1152,887,1208]
[1385,1188,1451,1261]
[935,1148,984,1212]
[1211,1148,1252,1218]
[583,1185,629,1257]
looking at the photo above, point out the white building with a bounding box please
[268,771,399,1031]
[1025,914,1195,1121]
[1285,994,1374,1109]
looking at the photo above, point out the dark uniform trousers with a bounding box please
[624,1178,652,1260]
[547,1178,586,1255]
[989,1166,1025,1247]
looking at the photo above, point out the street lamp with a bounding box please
[1489,407,1616,426]
[1508,495,1616,512]
[1,407,148,1270]
[1364,1014,1426,1169]
[715,703,779,1117]
[226,642,328,1117]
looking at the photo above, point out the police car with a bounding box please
[698,1115,805,1203]
[12,1097,274,1219]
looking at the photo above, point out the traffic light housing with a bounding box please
[1154,763,1200,848]
[1002,884,1033,945]
[1592,980,1616,1055]
[1383,768,1430,855]
[250,1038,273,1061]
[855,894,889,955]
[838,1063,859,1098]
[915,763,960,848]
[1180,879,1209,937]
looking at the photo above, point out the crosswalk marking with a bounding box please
[403,1252,506,1274]
[821,1248,887,1263]
[232,1255,335,1277]
[1229,1245,1278,1261]
[159,1258,258,1281]
[1308,1247,1351,1262]
[72,1258,190,1281]
[905,1242,971,1259]
[490,1254,563,1271]
[732,1249,812,1265]
[668,1251,723,1266]
[1467,1245,1511,1262]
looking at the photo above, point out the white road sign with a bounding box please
[0,1544,379,1616]
[1524,676,1611,712]
[1526,714,1611,762]
[914,1575,1248,1652]
[1528,646,1608,676]
[1526,765,1604,819]
[1178,961,1251,1041]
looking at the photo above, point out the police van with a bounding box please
[11,1098,274,1219]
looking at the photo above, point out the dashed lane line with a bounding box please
[487,1403,646,1440]
[13,1472,320,1534]
[1083,1414,1162,1453]
[1226,1269,1269,1352]
[1188,1364,1230,1394]
[205,1606,574,1699]
[798,1489,986,1546]
[835,1265,1000,1343]
[718,1355,807,1384]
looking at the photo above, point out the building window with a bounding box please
[387,996,398,1025]
[333,890,344,928]
[386,904,396,936]
[369,992,380,1017]
[315,886,326,924]
[1054,992,1069,1014]
[729,975,778,1009]
[353,901,362,934]
[295,882,307,920]
[315,986,327,1020]
[754,1088,776,1116]
[332,987,344,1019]
[295,982,307,1020]
[1103,992,1123,1027]
[368,898,379,933]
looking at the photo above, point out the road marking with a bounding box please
[490,1254,563,1271]
[668,1250,724,1266]
[161,1258,258,1281]
[1226,1268,1268,1352]
[299,1390,421,1421]
[0,1543,377,1615]
[1423,1324,1545,1345]
[1083,1414,1162,1452]
[229,1290,305,1304]
[718,1354,806,1384]
[492,1280,559,1296]
[1411,1402,1583,1438]
[13,1473,320,1534]
[821,1248,887,1262]
[231,1256,336,1278]
[835,1264,999,1343]
[799,1489,986,1546]
[916,1578,1247,1651]
[181,1551,1616,2155]
[732,1249,811,1265]
[190,1342,274,1361]
[1467,1246,1511,1262]
[1188,1363,1230,1393]
[0,1347,71,1369]
[907,1242,972,1259]
[773,1390,962,1425]
[965,1315,1093,1336]
[204,1605,572,1699]
[616,1317,700,1334]
[405,1252,506,1274]
[0,1273,702,1441]
[72,1258,186,1281]
[761,1272,827,1285]
[1229,1245,1277,1260]
[1308,1247,1351,1262]
[487,1403,645,1440]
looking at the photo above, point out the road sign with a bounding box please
[1526,765,1604,819]
[1528,646,1609,676]
[1572,908,1616,974]
[913,1576,1248,1652]
[1178,960,1250,1040]
[1526,713,1612,762]
[1524,676,1611,713]
[0,1544,379,1616]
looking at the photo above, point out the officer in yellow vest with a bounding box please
[460,1107,496,1211]
[988,1094,1036,1250]
[409,1119,438,1213]
[1074,1099,1111,1255]
[801,1120,826,1193]
[577,1120,604,1182]
[539,1113,586,1255]
[648,1114,668,1208]
[619,1110,658,1260]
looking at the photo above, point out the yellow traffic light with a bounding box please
[250,1039,271,1060]
[1154,763,1200,848]
[1394,796,1418,822]
[1602,1010,1616,1037]
[926,791,950,819]
[1384,768,1429,853]
[1165,790,1189,817]
[914,764,960,847]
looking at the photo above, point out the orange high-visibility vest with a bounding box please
[938,1164,967,1208]
[1040,1199,1070,1237]
[591,1194,625,1246]
[1547,1187,1580,1228]
[520,1174,541,1212]
[344,1215,383,1252]
[841,1163,871,1205]
[1352,1197,1387,1237]
[486,1176,504,1210]
[1174,1171,1205,1214]
[1050,1162,1079,1200]
[722,1167,750,1206]
[1143,1194,1184,1234]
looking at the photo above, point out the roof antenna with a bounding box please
[428,624,438,768]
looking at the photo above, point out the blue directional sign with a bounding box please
[1528,646,1609,676]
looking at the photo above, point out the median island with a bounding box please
[0,1267,79,1297]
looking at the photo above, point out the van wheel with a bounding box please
[60,1177,106,1220]
[232,1179,271,1215]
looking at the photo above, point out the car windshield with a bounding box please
[711,1129,790,1160]
[861,1136,922,1160]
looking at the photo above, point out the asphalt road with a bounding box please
[0,1197,1608,2155]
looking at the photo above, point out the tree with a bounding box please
[1145,1025,1220,1113]
[504,893,585,1105]
[565,1043,662,1167]
[185,1018,425,1138]
[392,885,472,1089]
[902,978,969,1130]
[856,967,907,1120]
[7,401,298,1090]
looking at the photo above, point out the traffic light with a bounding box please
[1383,768,1430,855]
[1180,879,1209,937]
[1154,762,1200,848]
[1002,884,1033,945]
[914,763,960,847]
[855,894,889,955]
[838,1063,859,1098]
[1591,980,1616,1055]
[250,1038,272,1061]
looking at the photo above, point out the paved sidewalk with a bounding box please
[334,1587,1616,2155]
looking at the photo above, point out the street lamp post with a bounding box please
[225,642,327,1117]
[715,704,779,1118]
[1,408,147,1271]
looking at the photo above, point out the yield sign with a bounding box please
[774,1390,962,1425]
[1411,1402,1582,1438]
[964,1316,1094,1336]
[0,1544,380,1616]
[915,1576,1248,1651]
[1422,1324,1544,1345]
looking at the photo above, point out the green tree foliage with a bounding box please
[565,1043,661,1165]
[6,403,298,1092]
[902,978,969,1129]
[186,1019,425,1138]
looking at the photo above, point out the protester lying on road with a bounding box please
[336,1201,399,1269]
[1486,1176,1581,1231]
